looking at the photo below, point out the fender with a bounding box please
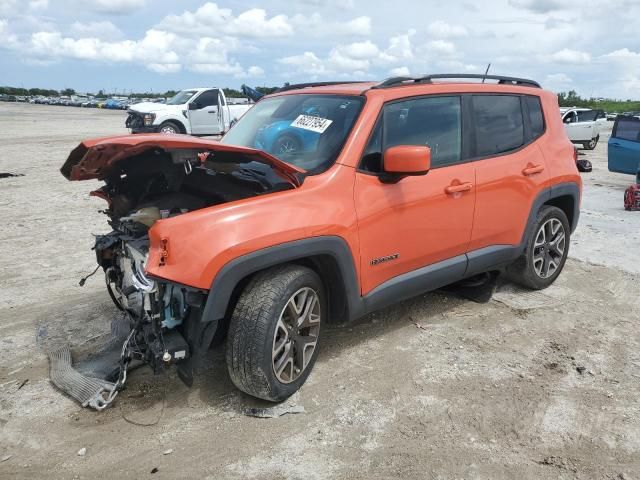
[200,236,363,323]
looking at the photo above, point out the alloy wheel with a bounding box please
[272,287,321,384]
[532,218,566,279]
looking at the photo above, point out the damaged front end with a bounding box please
[52,135,303,410]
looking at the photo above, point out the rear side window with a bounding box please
[613,118,640,142]
[525,96,545,139]
[383,96,462,168]
[472,95,524,157]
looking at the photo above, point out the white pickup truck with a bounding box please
[560,107,601,150]
[126,88,252,136]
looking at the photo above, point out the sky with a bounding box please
[1,0,639,98]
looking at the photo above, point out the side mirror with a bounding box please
[381,145,431,183]
[188,102,199,110]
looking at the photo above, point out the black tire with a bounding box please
[226,265,325,402]
[158,121,181,134]
[507,206,570,290]
[583,135,599,150]
[272,134,302,155]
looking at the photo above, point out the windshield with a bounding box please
[221,94,364,173]
[166,90,198,105]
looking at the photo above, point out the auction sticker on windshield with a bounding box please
[291,115,333,134]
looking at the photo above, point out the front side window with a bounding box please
[385,96,462,168]
[472,95,524,157]
[193,90,218,109]
[613,118,640,142]
[222,94,364,173]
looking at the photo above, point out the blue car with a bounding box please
[253,106,327,156]
[609,115,640,181]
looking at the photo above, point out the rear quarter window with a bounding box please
[472,95,524,157]
[524,96,545,139]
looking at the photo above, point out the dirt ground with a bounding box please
[0,103,638,480]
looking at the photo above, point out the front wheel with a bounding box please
[226,265,324,402]
[158,121,181,134]
[507,206,570,290]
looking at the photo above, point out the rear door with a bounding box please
[609,117,640,175]
[563,110,593,142]
[354,95,476,294]
[188,89,223,135]
[468,94,550,265]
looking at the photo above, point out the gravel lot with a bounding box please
[0,103,639,479]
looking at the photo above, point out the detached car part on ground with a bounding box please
[54,75,581,410]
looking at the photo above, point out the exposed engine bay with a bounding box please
[55,143,301,409]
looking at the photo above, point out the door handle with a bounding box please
[611,143,621,147]
[522,164,544,176]
[445,182,473,194]
[207,110,216,113]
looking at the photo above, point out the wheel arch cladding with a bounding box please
[521,182,580,251]
[200,236,363,325]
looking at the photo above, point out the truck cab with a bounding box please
[126,88,252,136]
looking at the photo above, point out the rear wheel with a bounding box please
[507,206,570,290]
[583,135,599,150]
[226,265,324,402]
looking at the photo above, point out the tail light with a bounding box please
[573,147,578,164]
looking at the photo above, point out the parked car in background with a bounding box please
[607,112,619,121]
[561,107,601,150]
[609,115,640,178]
[126,88,252,135]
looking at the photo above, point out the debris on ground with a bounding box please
[244,404,305,418]
[537,455,578,473]
[17,379,28,390]
[150,467,159,474]
[77,448,86,456]
[0,172,24,179]
[1,455,13,463]
[163,449,173,455]
[576,366,587,375]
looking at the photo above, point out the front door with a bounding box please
[354,95,476,294]
[609,116,640,175]
[188,89,222,135]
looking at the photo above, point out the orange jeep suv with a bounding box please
[61,74,581,405]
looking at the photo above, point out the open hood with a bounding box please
[60,134,305,186]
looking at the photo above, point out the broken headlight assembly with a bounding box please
[143,113,156,126]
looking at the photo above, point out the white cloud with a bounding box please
[379,29,415,63]
[29,0,48,9]
[545,48,591,64]
[89,0,146,14]
[147,63,181,74]
[247,65,264,77]
[544,72,573,91]
[427,20,468,38]
[158,3,293,39]
[338,41,379,59]
[425,40,457,56]
[279,51,327,76]
[70,21,123,40]
[603,48,640,59]
[389,66,410,76]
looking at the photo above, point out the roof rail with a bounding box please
[373,74,541,89]
[275,81,366,93]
